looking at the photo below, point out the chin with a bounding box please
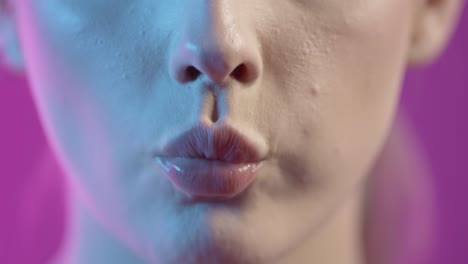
[139,215,278,264]
[146,239,266,264]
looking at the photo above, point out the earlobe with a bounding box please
[407,0,464,66]
[0,2,25,72]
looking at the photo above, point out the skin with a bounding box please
[0,0,463,263]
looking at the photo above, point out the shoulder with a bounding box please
[363,111,436,264]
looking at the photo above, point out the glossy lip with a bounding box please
[152,124,268,200]
[154,157,263,200]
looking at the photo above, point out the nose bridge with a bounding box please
[169,0,261,86]
[192,0,241,48]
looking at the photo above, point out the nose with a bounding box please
[169,1,262,86]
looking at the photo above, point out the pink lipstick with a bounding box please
[155,157,263,200]
[152,124,267,201]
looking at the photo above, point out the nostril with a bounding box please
[232,64,247,81]
[186,66,201,81]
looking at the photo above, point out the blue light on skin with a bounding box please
[0,0,462,263]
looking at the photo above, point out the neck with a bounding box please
[54,185,367,264]
[52,179,370,264]
[51,188,146,264]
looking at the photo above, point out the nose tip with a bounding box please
[169,34,262,86]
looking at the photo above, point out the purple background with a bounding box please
[1,5,467,264]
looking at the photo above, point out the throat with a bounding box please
[50,191,148,264]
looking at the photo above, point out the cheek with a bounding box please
[13,2,137,203]
[267,1,414,193]
[329,6,413,177]
[322,1,413,157]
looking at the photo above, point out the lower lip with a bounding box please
[154,157,263,201]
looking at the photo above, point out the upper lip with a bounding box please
[154,124,267,163]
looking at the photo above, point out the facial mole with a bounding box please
[309,84,320,97]
[139,30,147,37]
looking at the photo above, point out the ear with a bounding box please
[0,0,25,72]
[407,0,464,66]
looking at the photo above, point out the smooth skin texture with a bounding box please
[0,0,463,263]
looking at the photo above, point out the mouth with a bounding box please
[152,124,268,201]
[154,157,264,201]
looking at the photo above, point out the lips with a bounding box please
[154,157,263,200]
[153,124,267,200]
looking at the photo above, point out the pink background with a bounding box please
[1,5,467,264]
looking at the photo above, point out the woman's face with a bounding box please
[13,0,416,263]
